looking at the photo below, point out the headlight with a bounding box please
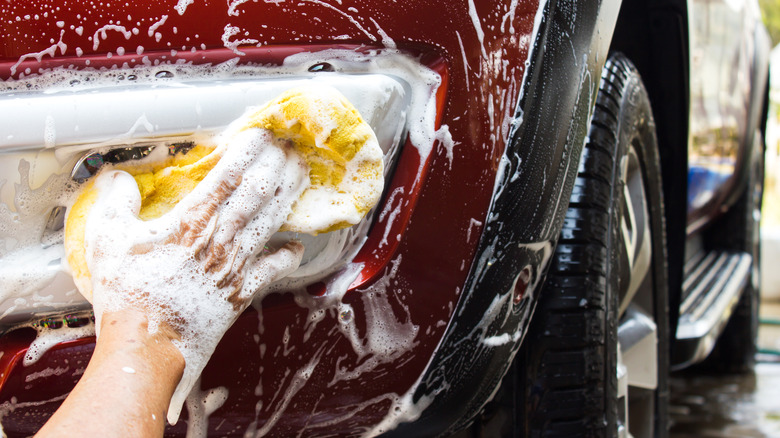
[0,56,417,328]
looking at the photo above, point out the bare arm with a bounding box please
[36,309,184,438]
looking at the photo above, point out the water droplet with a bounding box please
[127,74,137,81]
[155,70,174,79]
[308,62,335,73]
[339,308,353,323]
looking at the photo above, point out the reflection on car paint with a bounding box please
[0,50,441,310]
[0,52,450,436]
[0,55,442,435]
[0,0,549,435]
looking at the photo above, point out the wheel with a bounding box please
[516,53,669,437]
[698,131,764,373]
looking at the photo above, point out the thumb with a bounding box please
[88,169,142,225]
[241,241,305,301]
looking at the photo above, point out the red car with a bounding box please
[0,0,770,436]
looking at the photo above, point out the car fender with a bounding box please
[385,0,623,435]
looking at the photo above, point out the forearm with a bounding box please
[36,308,185,438]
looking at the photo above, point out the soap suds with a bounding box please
[221,24,259,56]
[24,366,70,383]
[0,45,449,436]
[9,30,67,76]
[300,0,376,42]
[77,129,307,423]
[24,323,96,365]
[185,382,229,438]
[175,0,194,15]
[92,25,132,51]
[466,0,488,59]
[147,15,168,38]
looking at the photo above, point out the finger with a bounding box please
[84,170,144,270]
[205,139,289,252]
[88,169,142,224]
[164,129,282,252]
[170,128,272,217]
[241,241,304,301]
[213,144,305,250]
[203,139,307,277]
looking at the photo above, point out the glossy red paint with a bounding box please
[0,329,92,436]
[0,0,541,434]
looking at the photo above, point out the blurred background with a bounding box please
[668,2,780,436]
[759,0,780,361]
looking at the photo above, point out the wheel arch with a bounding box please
[383,0,625,435]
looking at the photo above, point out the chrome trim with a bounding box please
[0,74,410,154]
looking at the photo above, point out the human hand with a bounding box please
[81,128,307,422]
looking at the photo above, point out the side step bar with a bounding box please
[672,250,752,370]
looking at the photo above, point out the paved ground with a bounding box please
[669,301,780,438]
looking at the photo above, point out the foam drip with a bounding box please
[0,47,450,436]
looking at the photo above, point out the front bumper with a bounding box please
[0,0,619,435]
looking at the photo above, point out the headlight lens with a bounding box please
[0,67,412,327]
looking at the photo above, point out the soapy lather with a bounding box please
[65,85,385,302]
[61,85,385,423]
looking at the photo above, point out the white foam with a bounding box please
[300,0,376,42]
[24,365,70,383]
[9,30,67,76]
[221,24,258,56]
[148,16,168,38]
[281,49,443,172]
[0,158,81,320]
[24,323,96,365]
[175,0,194,15]
[0,246,63,319]
[80,129,308,423]
[1,47,449,435]
[92,25,132,51]
[184,381,229,438]
[362,390,434,437]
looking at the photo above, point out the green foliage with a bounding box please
[760,0,780,45]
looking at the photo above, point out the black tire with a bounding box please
[516,53,669,437]
[699,132,764,373]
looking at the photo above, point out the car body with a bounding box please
[0,0,769,436]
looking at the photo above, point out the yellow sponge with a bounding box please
[64,86,384,301]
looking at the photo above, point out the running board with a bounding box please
[672,251,752,370]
